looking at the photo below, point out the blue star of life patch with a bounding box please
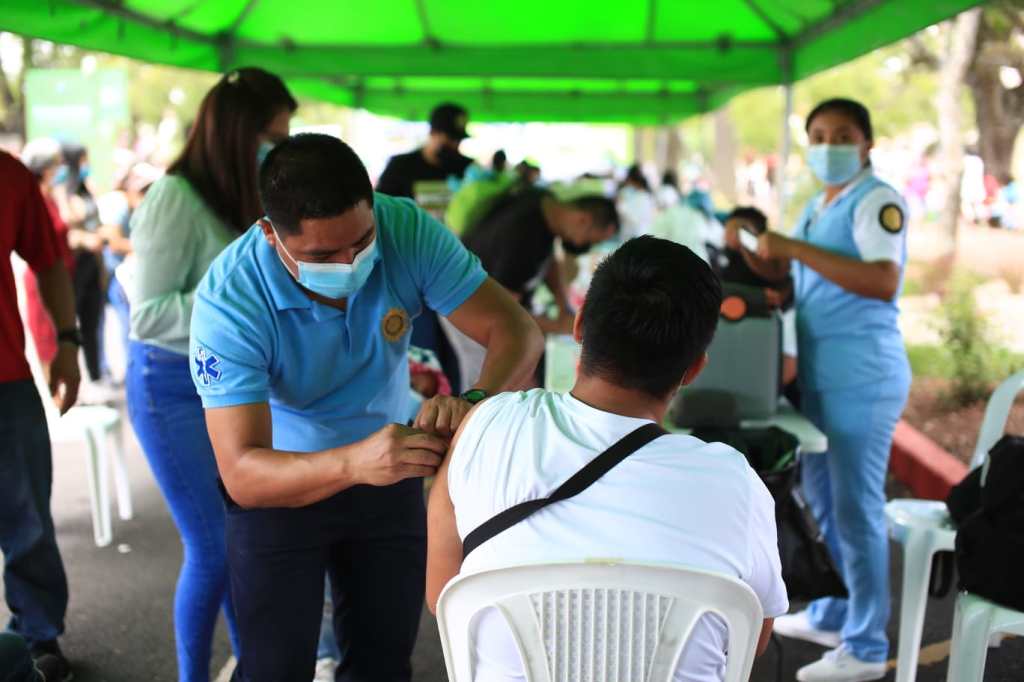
[194,347,222,386]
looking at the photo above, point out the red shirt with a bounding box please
[1,151,62,384]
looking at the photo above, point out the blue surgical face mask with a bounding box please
[78,164,91,181]
[807,144,863,186]
[271,222,379,299]
[257,141,276,170]
[51,164,69,187]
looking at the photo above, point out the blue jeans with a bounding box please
[126,342,239,681]
[801,370,911,663]
[107,276,131,369]
[0,381,68,647]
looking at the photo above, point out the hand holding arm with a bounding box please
[206,403,447,508]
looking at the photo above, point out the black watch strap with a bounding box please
[57,328,83,347]
[459,388,488,405]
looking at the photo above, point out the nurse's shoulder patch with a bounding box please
[381,307,411,343]
[194,347,222,386]
[878,203,905,234]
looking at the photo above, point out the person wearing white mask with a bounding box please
[743,98,910,682]
[189,133,541,681]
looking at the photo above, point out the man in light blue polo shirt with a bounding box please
[189,133,542,682]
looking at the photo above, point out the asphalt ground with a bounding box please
[3,403,1022,681]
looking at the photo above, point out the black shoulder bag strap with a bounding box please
[462,422,667,560]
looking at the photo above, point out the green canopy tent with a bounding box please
[3,0,983,124]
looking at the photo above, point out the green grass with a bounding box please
[908,343,1024,380]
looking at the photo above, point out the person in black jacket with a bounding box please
[375,103,474,199]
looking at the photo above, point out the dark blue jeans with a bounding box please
[226,479,426,682]
[126,342,239,681]
[0,380,67,646]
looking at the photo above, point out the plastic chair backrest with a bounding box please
[436,562,763,682]
[973,370,1024,484]
[9,255,61,424]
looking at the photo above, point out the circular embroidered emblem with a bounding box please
[381,308,410,343]
[879,203,905,234]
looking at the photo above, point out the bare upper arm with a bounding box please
[425,401,485,613]
[444,277,533,347]
[204,402,273,492]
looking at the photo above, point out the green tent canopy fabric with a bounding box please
[2,0,982,123]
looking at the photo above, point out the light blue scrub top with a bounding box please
[189,193,487,452]
[793,172,909,392]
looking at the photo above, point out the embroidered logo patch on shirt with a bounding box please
[879,203,905,234]
[381,308,411,343]
[194,347,222,385]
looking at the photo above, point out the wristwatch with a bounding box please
[57,327,83,347]
[459,388,488,405]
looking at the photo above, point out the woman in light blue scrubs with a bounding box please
[755,98,910,682]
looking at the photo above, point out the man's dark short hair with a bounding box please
[260,133,373,235]
[725,206,768,235]
[805,98,873,142]
[568,195,621,234]
[581,236,722,398]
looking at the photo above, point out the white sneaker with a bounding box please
[773,610,842,648]
[313,657,337,682]
[796,645,887,682]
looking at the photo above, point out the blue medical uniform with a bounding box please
[189,193,486,682]
[793,169,911,663]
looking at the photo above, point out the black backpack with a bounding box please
[946,435,1024,610]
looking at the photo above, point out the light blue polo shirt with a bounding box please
[189,193,486,452]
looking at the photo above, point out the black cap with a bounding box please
[429,102,469,140]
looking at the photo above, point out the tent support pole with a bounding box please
[777,46,794,228]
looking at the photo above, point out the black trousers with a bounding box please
[72,250,104,382]
[226,478,426,682]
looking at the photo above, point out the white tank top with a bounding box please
[448,389,789,682]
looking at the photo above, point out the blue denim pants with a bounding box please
[126,342,239,681]
[0,380,68,646]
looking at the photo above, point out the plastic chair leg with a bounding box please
[894,532,938,682]
[947,593,992,682]
[84,427,112,548]
[109,421,133,521]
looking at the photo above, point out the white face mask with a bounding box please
[270,221,379,299]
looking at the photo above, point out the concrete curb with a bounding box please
[889,420,969,500]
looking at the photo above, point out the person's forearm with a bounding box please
[473,315,544,394]
[740,248,789,283]
[36,262,77,331]
[790,241,899,300]
[219,443,358,509]
[544,259,570,312]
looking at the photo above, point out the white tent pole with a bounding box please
[777,78,794,229]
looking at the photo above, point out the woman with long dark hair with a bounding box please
[125,67,296,681]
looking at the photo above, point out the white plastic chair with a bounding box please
[886,370,1024,682]
[12,256,133,548]
[436,561,764,682]
[946,592,1024,681]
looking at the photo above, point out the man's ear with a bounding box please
[680,352,709,388]
[572,304,584,343]
[258,218,276,246]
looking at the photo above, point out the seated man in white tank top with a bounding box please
[426,236,788,682]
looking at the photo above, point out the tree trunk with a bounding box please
[936,9,982,259]
[0,35,25,136]
[968,21,1024,183]
[712,106,738,205]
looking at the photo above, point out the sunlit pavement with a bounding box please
[3,404,1022,681]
